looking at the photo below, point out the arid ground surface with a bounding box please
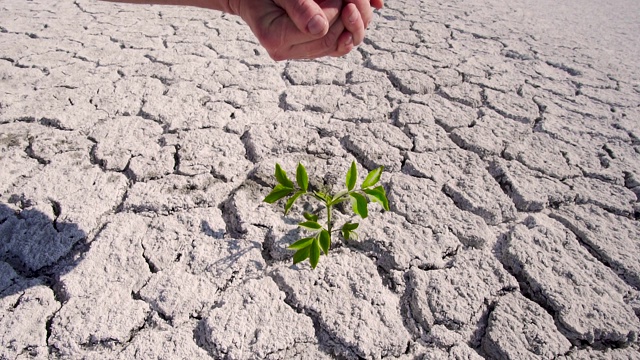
[1,0,639,358]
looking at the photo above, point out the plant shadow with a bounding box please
[0,201,87,299]
[200,220,225,239]
[200,219,265,273]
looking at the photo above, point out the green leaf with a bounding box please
[314,191,331,203]
[284,190,305,215]
[329,197,349,207]
[328,190,348,206]
[309,238,320,269]
[288,237,314,250]
[349,192,369,219]
[346,161,357,191]
[361,166,383,188]
[341,227,350,241]
[296,163,308,191]
[319,230,330,255]
[363,186,390,211]
[342,230,359,241]
[275,163,294,188]
[343,222,359,231]
[333,189,348,201]
[303,212,318,222]
[341,222,359,241]
[293,246,311,265]
[263,184,293,204]
[298,221,323,231]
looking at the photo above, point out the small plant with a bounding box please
[263,161,389,269]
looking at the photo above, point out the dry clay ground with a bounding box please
[1,0,640,359]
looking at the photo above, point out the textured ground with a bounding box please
[1,0,639,359]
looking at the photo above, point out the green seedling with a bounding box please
[263,161,390,269]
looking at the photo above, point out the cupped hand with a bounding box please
[232,0,378,61]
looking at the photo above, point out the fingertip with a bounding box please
[344,2,357,18]
[343,3,357,24]
[344,33,354,46]
[307,13,328,35]
[341,3,364,45]
[281,0,332,36]
[334,31,354,56]
[344,0,372,31]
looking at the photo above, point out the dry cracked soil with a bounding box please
[1,0,639,359]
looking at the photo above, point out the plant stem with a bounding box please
[326,202,332,234]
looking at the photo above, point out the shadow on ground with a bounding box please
[0,201,87,299]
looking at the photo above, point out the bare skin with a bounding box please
[102,0,383,60]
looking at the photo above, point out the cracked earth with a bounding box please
[1,0,639,359]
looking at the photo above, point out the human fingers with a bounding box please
[316,0,343,27]
[331,30,355,57]
[237,0,342,60]
[273,0,340,36]
[341,3,365,46]
[313,20,359,58]
[345,0,373,29]
[371,0,384,10]
[274,15,349,60]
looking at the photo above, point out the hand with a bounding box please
[343,0,383,44]
[231,0,378,61]
[231,0,343,60]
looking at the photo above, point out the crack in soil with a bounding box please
[268,272,365,359]
[549,212,640,292]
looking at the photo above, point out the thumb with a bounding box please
[275,0,330,36]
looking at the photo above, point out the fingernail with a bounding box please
[344,34,353,46]
[307,14,326,35]
[348,11,358,24]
